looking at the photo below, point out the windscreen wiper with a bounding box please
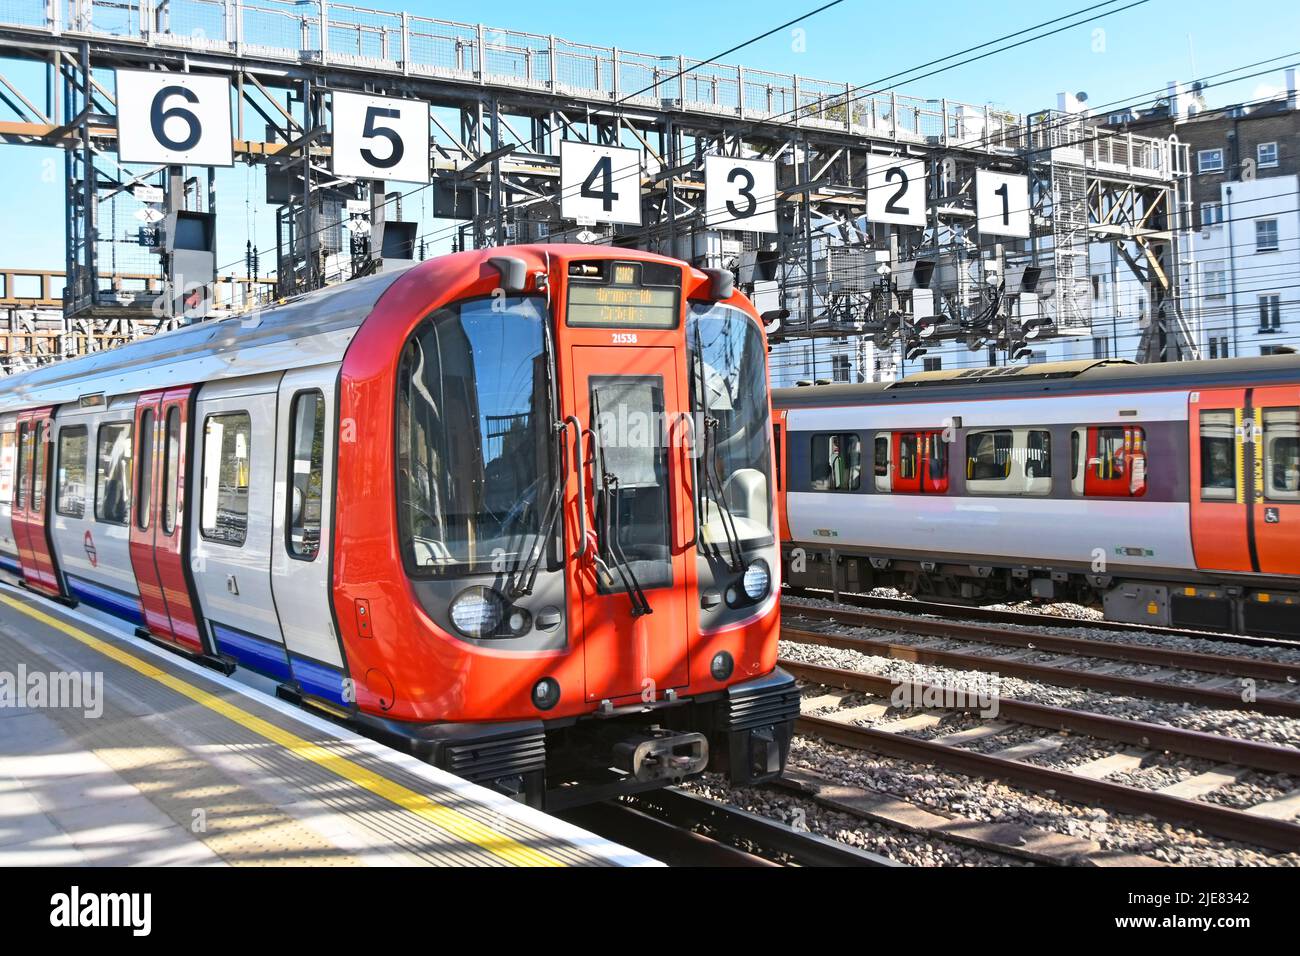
[510,420,568,598]
[601,473,652,617]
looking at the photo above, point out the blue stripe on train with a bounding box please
[288,654,349,708]
[0,553,21,576]
[210,622,293,682]
[66,574,144,627]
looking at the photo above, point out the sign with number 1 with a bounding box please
[975,170,1031,238]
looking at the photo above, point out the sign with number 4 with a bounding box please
[116,70,233,167]
[560,142,642,226]
[331,91,430,184]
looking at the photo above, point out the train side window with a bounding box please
[162,407,181,535]
[967,430,1013,481]
[31,420,47,510]
[287,391,326,559]
[201,412,252,547]
[0,428,15,505]
[898,433,918,480]
[55,426,88,518]
[1264,407,1300,501]
[136,410,154,530]
[1199,411,1237,501]
[810,433,860,492]
[873,435,890,492]
[925,433,949,493]
[95,422,133,525]
[15,422,30,506]
[1081,425,1148,497]
[772,423,782,492]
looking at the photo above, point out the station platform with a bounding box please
[0,585,653,867]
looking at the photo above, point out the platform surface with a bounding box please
[0,585,653,867]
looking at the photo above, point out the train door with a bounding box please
[891,430,948,493]
[568,346,691,703]
[271,368,347,683]
[11,407,62,596]
[128,388,207,654]
[1251,385,1300,575]
[191,377,290,677]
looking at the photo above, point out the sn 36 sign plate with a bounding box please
[116,70,234,167]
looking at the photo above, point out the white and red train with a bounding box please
[0,245,797,808]
[774,357,1300,639]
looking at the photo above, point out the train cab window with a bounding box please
[162,408,181,535]
[287,391,326,559]
[1199,411,1238,501]
[810,433,860,492]
[874,435,890,492]
[15,422,30,506]
[95,422,132,525]
[55,426,88,518]
[1264,408,1300,501]
[1074,425,1148,497]
[31,420,47,510]
[201,412,252,546]
[136,410,154,530]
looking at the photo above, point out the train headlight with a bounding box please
[450,587,505,638]
[742,559,771,601]
[710,651,734,681]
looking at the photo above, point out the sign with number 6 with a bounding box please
[116,70,233,167]
[704,156,777,233]
[331,91,430,184]
[865,154,927,227]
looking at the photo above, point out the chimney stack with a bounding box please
[1287,68,1298,111]
[1167,81,1185,120]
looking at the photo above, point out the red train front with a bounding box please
[0,244,795,811]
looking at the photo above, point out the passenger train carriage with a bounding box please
[0,246,798,809]
[774,357,1300,639]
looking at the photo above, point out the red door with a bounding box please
[567,346,692,703]
[1251,385,1300,576]
[892,430,948,493]
[10,407,62,596]
[128,388,207,654]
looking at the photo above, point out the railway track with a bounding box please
[778,658,1300,854]
[786,587,1300,651]
[781,603,1300,718]
[561,788,899,866]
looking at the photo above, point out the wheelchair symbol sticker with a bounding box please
[1265,507,1280,524]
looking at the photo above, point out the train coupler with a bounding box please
[612,729,709,783]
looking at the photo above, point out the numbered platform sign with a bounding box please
[116,70,234,167]
[975,170,1031,239]
[560,142,642,226]
[704,156,777,233]
[865,154,927,227]
[331,91,430,184]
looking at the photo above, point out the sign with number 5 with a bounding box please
[116,70,233,167]
[331,91,430,184]
[704,156,777,233]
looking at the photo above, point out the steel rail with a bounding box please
[781,624,1300,718]
[797,713,1300,853]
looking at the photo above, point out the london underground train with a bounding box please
[0,245,797,809]
[774,356,1300,640]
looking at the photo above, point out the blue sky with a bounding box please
[1,0,1297,274]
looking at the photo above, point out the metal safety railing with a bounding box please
[0,0,1181,177]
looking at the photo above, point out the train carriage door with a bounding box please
[271,369,346,695]
[191,378,291,678]
[568,346,691,702]
[1190,389,1252,573]
[12,407,62,596]
[1251,385,1300,576]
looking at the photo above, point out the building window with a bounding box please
[1209,336,1230,359]
[287,391,326,560]
[55,426,88,519]
[810,433,860,492]
[831,354,850,382]
[1197,148,1225,174]
[1256,219,1279,252]
[1262,345,1294,356]
[1259,294,1282,331]
[1200,202,1223,227]
[1202,261,1227,298]
[95,422,132,525]
[1093,336,1111,359]
[922,357,942,372]
[1257,142,1279,168]
[201,412,252,546]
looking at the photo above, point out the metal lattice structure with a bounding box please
[0,0,1193,372]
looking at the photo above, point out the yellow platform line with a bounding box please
[0,593,564,867]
